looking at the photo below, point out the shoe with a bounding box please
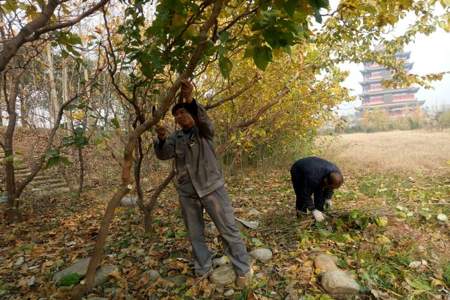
[312,209,326,222]
[235,268,253,289]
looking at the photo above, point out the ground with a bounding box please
[0,129,449,299]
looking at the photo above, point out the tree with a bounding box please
[71,0,332,297]
[0,0,110,220]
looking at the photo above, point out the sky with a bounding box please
[326,2,450,116]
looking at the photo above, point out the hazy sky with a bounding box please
[326,1,450,115]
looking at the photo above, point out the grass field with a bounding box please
[320,129,450,175]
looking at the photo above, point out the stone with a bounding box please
[314,254,339,273]
[209,265,236,286]
[235,217,259,229]
[53,258,91,283]
[248,208,261,216]
[437,214,448,223]
[121,195,138,207]
[147,270,160,281]
[167,275,187,286]
[224,289,234,297]
[213,255,230,267]
[27,276,36,286]
[93,265,118,286]
[321,270,360,297]
[249,248,272,263]
[15,256,25,266]
[408,261,422,268]
[53,258,117,287]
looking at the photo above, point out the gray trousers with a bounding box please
[177,185,250,276]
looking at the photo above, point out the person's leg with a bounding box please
[291,170,307,213]
[200,186,250,276]
[313,189,325,212]
[178,194,213,276]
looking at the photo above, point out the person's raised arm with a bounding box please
[180,80,214,138]
[154,124,175,160]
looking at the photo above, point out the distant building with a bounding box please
[359,51,424,116]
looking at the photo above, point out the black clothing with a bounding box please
[290,156,341,212]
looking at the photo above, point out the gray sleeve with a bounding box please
[192,100,214,138]
[154,134,176,160]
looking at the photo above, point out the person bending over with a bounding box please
[290,156,343,222]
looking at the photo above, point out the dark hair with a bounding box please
[171,102,197,116]
[328,172,344,188]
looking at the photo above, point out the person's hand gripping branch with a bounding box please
[155,123,168,141]
[179,79,194,103]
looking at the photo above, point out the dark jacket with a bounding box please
[290,156,341,211]
[154,100,224,198]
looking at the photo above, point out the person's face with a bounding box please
[174,108,195,129]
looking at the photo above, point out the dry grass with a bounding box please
[320,129,450,175]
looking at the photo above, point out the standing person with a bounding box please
[154,80,251,287]
[290,156,344,222]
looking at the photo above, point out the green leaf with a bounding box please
[57,273,83,287]
[405,277,432,292]
[283,0,298,16]
[253,46,272,70]
[111,118,120,129]
[219,55,233,78]
[444,263,450,286]
[219,31,230,43]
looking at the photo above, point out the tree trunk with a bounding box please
[62,59,72,130]
[3,75,21,222]
[77,147,84,197]
[19,96,30,128]
[47,44,59,127]
[71,2,223,296]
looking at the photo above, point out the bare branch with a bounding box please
[26,0,110,41]
[0,0,109,73]
[205,74,260,110]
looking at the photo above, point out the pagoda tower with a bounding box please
[359,51,424,116]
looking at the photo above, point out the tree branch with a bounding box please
[0,0,109,73]
[205,74,260,110]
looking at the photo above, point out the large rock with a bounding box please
[213,256,230,267]
[314,254,339,273]
[121,195,138,207]
[210,265,236,286]
[53,258,91,283]
[53,258,118,287]
[250,248,272,263]
[93,265,119,286]
[321,270,360,298]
